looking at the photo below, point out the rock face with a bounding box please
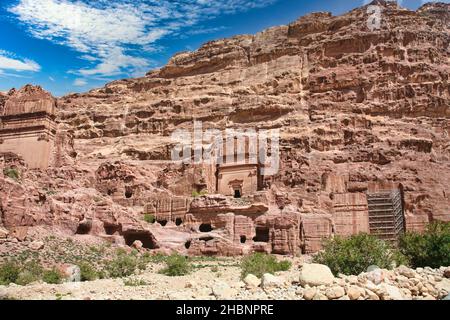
[0,2,449,255]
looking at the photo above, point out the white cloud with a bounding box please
[73,78,88,86]
[9,0,277,77]
[0,50,41,73]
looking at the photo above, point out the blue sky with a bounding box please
[0,0,447,97]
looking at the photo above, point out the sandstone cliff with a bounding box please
[1,1,449,254]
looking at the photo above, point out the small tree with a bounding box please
[313,233,408,276]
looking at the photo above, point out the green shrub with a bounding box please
[107,251,138,278]
[313,233,408,276]
[79,262,98,281]
[0,261,20,285]
[143,214,155,224]
[399,221,450,268]
[16,271,39,286]
[16,260,43,285]
[3,168,20,181]
[240,253,292,279]
[160,254,191,276]
[42,269,63,284]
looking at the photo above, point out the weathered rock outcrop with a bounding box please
[0,2,449,255]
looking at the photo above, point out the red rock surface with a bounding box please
[0,2,449,255]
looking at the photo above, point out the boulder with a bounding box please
[243,274,261,288]
[261,273,284,289]
[58,264,81,283]
[299,264,335,287]
[131,240,143,250]
[29,241,44,250]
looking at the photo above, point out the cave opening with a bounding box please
[185,241,191,249]
[125,190,133,199]
[104,224,121,235]
[175,218,183,226]
[76,222,92,235]
[234,189,242,199]
[158,220,168,227]
[253,227,270,242]
[199,223,213,232]
[240,235,247,244]
[124,231,157,249]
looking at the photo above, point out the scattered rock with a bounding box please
[325,286,345,299]
[367,265,380,272]
[299,264,335,287]
[366,269,386,285]
[443,268,450,279]
[0,227,9,239]
[303,287,317,300]
[380,284,405,300]
[347,286,362,300]
[212,281,236,299]
[397,265,416,278]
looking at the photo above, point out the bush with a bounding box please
[143,214,155,224]
[240,253,292,278]
[43,269,63,284]
[79,262,98,281]
[313,233,408,276]
[160,254,191,276]
[16,260,43,285]
[3,168,20,181]
[399,221,450,268]
[0,261,20,285]
[107,251,138,278]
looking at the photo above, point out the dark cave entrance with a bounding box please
[76,220,92,235]
[199,223,213,232]
[234,189,242,198]
[104,224,121,235]
[175,218,183,226]
[253,227,270,242]
[125,190,133,199]
[240,235,247,244]
[158,220,168,227]
[185,241,191,249]
[123,231,157,249]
